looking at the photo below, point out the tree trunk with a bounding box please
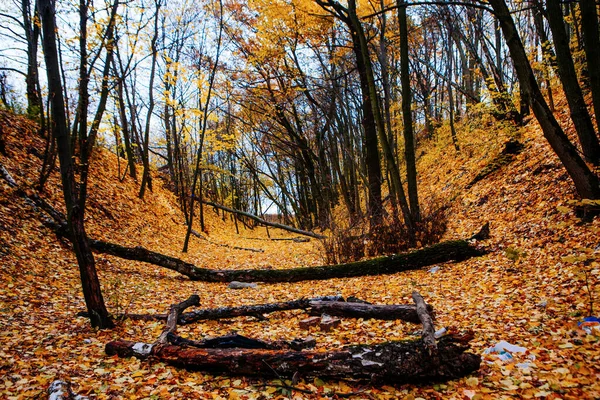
[488,0,600,199]
[81,296,430,325]
[398,0,421,222]
[579,0,600,136]
[307,300,431,323]
[447,25,460,152]
[138,0,160,199]
[203,201,325,239]
[38,0,113,329]
[89,239,484,283]
[105,335,480,383]
[22,0,42,115]
[546,0,600,165]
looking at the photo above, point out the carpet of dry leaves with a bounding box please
[0,104,599,399]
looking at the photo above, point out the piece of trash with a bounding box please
[578,316,600,335]
[484,340,527,354]
[484,340,527,363]
[434,327,447,338]
[428,266,440,273]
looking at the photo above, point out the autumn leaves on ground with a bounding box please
[1,107,599,399]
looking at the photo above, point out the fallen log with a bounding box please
[166,332,287,350]
[105,292,480,383]
[90,239,485,283]
[178,296,342,324]
[243,236,311,243]
[79,296,432,324]
[105,335,480,383]
[307,301,432,323]
[5,171,486,283]
[203,200,326,239]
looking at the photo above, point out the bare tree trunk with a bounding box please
[183,0,223,251]
[397,0,420,222]
[38,0,113,329]
[139,0,161,198]
[22,0,42,115]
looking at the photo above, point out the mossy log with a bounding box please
[105,335,480,383]
[90,239,485,283]
[7,172,486,283]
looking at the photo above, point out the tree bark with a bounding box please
[488,0,600,199]
[86,297,429,325]
[139,0,161,199]
[105,335,480,383]
[38,0,113,329]
[413,291,437,354]
[203,201,325,239]
[398,0,421,222]
[545,0,600,165]
[157,295,200,344]
[89,239,484,283]
[580,0,600,135]
[307,301,431,323]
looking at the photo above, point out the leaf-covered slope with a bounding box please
[1,108,599,398]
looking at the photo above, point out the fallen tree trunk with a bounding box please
[88,296,342,323]
[81,296,431,324]
[90,239,485,283]
[243,236,311,243]
[105,293,480,384]
[5,171,486,283]
[307,301,431,323]
[203,200,326,239]
[105,335,480,383]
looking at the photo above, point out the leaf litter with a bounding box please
[0,103,599,399]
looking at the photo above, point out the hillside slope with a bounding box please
[0,108,599,399]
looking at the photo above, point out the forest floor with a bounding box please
[0,104,599,399]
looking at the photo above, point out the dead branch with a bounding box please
[191,229,264,253]
[157,295,200,344]
[203,200,326,239]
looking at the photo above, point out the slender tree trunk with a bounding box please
[139,0,161,198]
[183,0,223,251]
[114,60,137,180]
[38,0,113,329]
[398,0,420,222]
[447,26,460,152]
[23,0,42,115]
